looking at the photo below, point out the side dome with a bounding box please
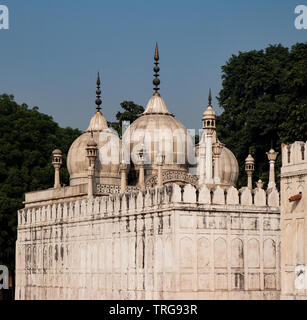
[122,94,195,177]
[196,132,239,187]
[218,144,239,186]
[67,110,121,187]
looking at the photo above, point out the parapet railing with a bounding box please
[18,183,280,227]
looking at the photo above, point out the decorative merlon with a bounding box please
[281,141,307,167]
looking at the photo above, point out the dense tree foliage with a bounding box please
[0,94,81,271]
[108,101,144,137]
[217,43,307,188]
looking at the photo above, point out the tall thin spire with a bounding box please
[208,88,212,106]
[95,72,102,112]
[153,42,160,96]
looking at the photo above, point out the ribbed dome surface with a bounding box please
[67,113,121,186]
[203,105,216,118]
[122,94,194,173]
[86,111,108,131]
[142,94,172,115]
[218,146,239,186]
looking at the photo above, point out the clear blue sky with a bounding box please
[0,0,306,131]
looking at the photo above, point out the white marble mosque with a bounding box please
[15,44,307,300]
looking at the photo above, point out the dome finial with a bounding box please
[208,88,212,106]
[95,72,102,112]
[153,42,160,96]
[154,42,159,61]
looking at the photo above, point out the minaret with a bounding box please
[86,133,98,198]
[245,153,255,190]
[52,149,62,188]
[266,147,278,189]
[153,42,160,96]
[202,89,216,184]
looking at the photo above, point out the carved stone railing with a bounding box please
[18,183,280,228]
[96,184,120,194]
[145,170,199,188]
[96,184,139,195]
[126,185,139,192]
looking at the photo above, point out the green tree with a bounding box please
[108,101,144,137]
[217,43,307,188]
[0,94,81,272]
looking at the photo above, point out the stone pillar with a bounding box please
[52,149,62,188]
[266,148,278,189]
[138,144,145,189]
[139,162,145,189]
[205,132,213,184]
[87,167,94,198]
[213,142,223,184]
[120,163,128,193]
[247,173,252,190]
[157,153,165,187]
[86,134,98,199]
[198,142,206,185]
[245,154,255,190]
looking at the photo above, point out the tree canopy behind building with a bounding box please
[108,100,144,137]
[0,94,81,271]
[217,43,307,187]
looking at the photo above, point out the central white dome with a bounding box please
[122,94,195,176]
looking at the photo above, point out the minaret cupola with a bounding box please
[202,89,216,135]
